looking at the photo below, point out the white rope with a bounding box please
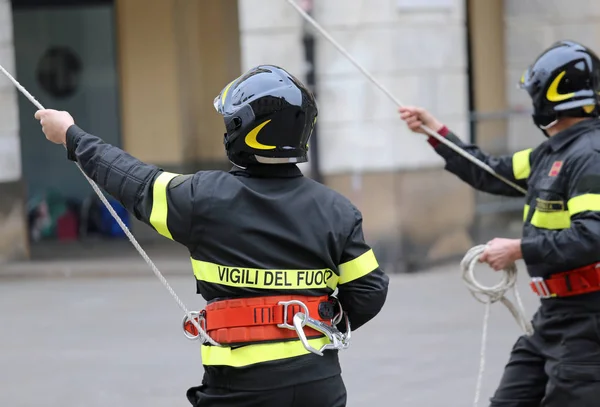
[285,0,527,196]
[0,64,220,347]
[460,245,533,407]
[285,4,533,404]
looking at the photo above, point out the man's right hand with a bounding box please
[398,106,444,135]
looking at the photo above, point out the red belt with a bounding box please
[530,262,600,298]
[183,295,337,345]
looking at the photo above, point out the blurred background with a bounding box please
[3,0,595,272]
[1,1,599,406]
[0,0,600,272]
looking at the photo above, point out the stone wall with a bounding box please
[237,0,473,271]
[505,0,600,151]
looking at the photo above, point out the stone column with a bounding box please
[0,0,28,263]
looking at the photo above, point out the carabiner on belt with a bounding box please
[291,311,351,356]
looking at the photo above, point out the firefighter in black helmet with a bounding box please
[36,64,389,407]
[400,40,600,406]
[216,65,317,167]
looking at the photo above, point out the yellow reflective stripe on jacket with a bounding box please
[512,148,532,180]
[201,337,331,367]
[568,194,600,216]
[525,193,600,230]
[530,210,570,230]
[191,259,339,290]
[523,204,530,222]
[149,172,179,240]
[339,249,378,285]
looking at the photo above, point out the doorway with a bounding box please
[12,0,123,247]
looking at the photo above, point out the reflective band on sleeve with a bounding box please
[201,337,332,367]
[512,149,532,180]
[523,204,530,222]
[568,194,600,216]
[191,259,339,290]
[149,172,179,240]
[338,249,379,285]
[530,210,570,230]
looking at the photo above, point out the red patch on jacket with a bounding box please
[549,161,563,177]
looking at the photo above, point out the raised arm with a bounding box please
[398,106,528,197]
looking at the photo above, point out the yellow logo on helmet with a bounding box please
[245,120,276,150]
[546,71,576,102]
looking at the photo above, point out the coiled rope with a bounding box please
[461,245,533,407]
[281,6,535,402]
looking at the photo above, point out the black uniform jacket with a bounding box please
[431,119,600,311]
[65,125,389,390]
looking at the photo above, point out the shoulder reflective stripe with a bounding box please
[338,249,378,285]
[512,149,532,180]
[568,194,600,216]
[530,210,570,230]
[201,337,331,367]
[149,172,179,240]
[191,259,339,290]
[523,204,530,222]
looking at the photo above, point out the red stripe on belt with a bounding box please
[184,295,335,345]
[530,263,600,298]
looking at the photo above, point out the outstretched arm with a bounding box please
[398,106,529,197]
[36,109,196,246]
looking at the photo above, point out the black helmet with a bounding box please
[519,40,600,131]
[213,65,318,167]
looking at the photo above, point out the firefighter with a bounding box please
[399,40,600,406]
[35,65,389,407]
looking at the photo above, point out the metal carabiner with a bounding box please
[331,297,344,326]
[277,299,310,330]
[182,310,205,341]
[292,312,352,356]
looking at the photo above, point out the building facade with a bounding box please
[1,0,599,270]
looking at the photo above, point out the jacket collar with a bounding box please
[547,118,600,152]
[229,164,304,178]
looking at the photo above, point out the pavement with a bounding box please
[1,239,193,278]
[0,255,542,407]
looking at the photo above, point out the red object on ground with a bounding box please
[56,211,79,241]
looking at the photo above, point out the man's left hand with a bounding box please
[479,238,523,271]
[34,109,75,145]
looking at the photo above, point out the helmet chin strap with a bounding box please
[230,160,247,170]
[533,114,559,138]
[539,118,558,138]
[539,119,558,130]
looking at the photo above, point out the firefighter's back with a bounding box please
[183,64,389,407]
[191,166,355,390]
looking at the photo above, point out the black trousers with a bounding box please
[186,374,347,407]
[490,308,600,407]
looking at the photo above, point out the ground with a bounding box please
[0,260,541,407]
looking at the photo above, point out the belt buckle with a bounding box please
[277,299,310,330]
[531,277,552,299]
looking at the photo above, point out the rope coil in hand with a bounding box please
[461,245,533,407]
